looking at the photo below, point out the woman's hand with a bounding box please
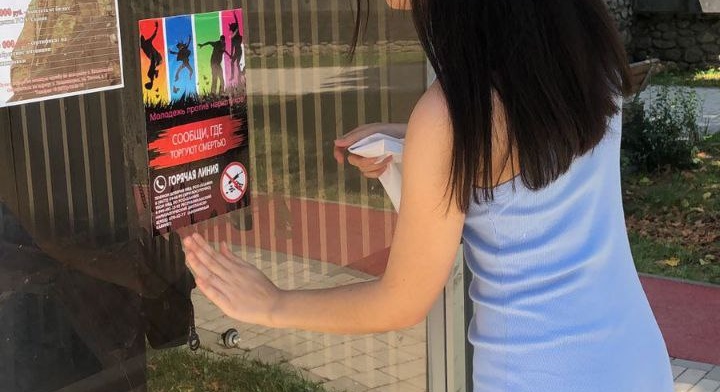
[182,233,281,327]
[334,123,407,179]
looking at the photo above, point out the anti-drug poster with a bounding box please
[0,0,123,107]
[139,9,250,236]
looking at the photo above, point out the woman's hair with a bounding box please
[354,0,631,211]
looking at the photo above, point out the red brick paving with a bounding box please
[208,194,720,365]
[641,275,720,365]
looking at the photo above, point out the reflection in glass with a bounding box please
[0,1,428,391]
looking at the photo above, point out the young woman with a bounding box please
[182,0,675,390]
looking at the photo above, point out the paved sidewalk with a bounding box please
[671,359,720,392]
[692,87,720,134]
[192,247,427,392]
[641,276,720,366]
[193,291,720,392]
[640,86,720,134]
[188,247,720,391]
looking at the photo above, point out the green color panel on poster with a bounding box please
[194,13,222,96]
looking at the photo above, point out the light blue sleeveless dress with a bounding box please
[462,112,674,392]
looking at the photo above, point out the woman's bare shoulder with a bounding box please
[406,81,452,144]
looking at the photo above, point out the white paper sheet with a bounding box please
[349,133,405,212]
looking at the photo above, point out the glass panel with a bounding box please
[190,1,428,391]
[0,1,428,391]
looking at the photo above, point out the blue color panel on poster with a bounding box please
[165,15,198,101]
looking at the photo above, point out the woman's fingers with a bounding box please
[195,277,232,310]
[363,168,389,179]
[219,242,235,260]
[185,253,209,279]
[181,232,281,326]
[347,154,393,176]
[183,234,235,277]
[335,125,375,148]
[185,252,232,285]
[333,144,345,164]
[333,141,360,164]
[183,236,258,289]
[195,238,245,274]
[347,154,390,169]
[334,131,358,163]
[333,124,380,163]
[220,242,252,268]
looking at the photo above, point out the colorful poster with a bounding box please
[0,0,123,107]
[139,9,249,236]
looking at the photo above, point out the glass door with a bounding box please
[0,1,470,391]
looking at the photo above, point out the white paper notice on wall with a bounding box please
[0,0,124,107]
[349,134,405,212]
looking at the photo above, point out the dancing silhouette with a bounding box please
[228,12,244,81]
[199,35,230,95]
[140,21,163,91]
[169,35,194,82]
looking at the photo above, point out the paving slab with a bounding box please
[639,86,720,134]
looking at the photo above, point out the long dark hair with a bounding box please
[354,0,631,211]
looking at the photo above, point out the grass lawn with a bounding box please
[247,50,425,69]
[652,67,720,88]
[623,132,720,285]
[147,348,330,392]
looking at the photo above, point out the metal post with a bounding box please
[427,246,467,392]
[424,60,470,392]
[0,108,18,212]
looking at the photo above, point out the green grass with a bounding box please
[247,50,425,70]
[629,233,720,284]
[251,121,390,209]
[245,49,719,284]
[623,133,720,284]
[147,348,330,392]
[246,62,425,210]
[651,66,720,88]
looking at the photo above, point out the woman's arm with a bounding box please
[183,83,465,334]
[274,84,465,333]
[149,21,159,41]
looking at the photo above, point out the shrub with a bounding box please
[622,86,705,172]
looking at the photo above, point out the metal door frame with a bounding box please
[0,109,18,213]
[424,65,472,392]
[427,246,470,392]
